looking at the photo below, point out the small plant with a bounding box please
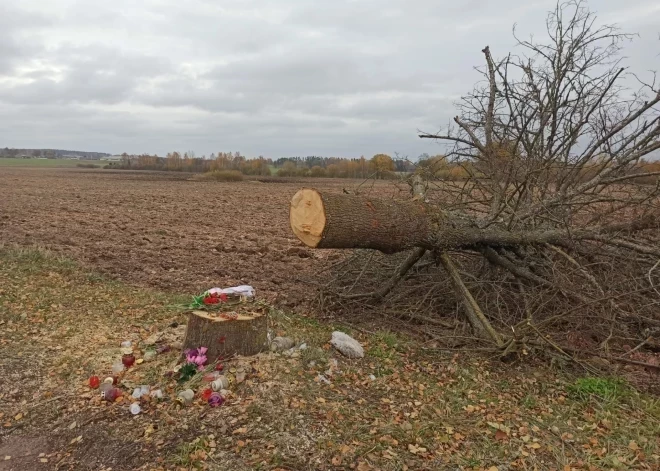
[173,436,213,468]
[568,377,627,402]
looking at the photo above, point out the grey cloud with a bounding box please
[0,44,173,105]
[0,0,658,157]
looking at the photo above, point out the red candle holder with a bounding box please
[89,375,100,389]
[122,354,136,368]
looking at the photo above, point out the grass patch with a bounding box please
[0,157,85,168]
[195,170,244,182]
[172,436,214,469]
[568,376,628,402]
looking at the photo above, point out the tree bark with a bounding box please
[290,189,659,253]
[182,309,268,361]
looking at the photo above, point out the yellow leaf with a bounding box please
[629,441,639,451]
[232,427,247,435]
[316,397,326,403]
[487,467,499,471]
[14,413,22,421]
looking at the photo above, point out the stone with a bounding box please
[330,331,364,359]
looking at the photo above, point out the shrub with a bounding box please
[197,170,244,182]
[76,163,100,169]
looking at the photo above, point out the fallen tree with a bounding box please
[290,188,660,255]
[289,1,660,374]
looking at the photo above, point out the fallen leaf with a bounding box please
[40,458,48,463]
[331,456,342,466]
[629,441,639,451]
[232,427,247,435]
[407,444,427,454]
[494,430,508,441]
[14,413,22,421]
[356,462,372,471]
[487,467,499,471]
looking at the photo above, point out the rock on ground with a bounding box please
[330,331,364,359]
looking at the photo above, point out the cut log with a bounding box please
[181,308,268,360]
[290,188,433,253]
[289,188,660,254]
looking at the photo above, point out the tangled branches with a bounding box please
[298,1,660,378]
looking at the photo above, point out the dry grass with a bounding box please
[1,246,658,470]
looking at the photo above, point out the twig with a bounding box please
[440,252,504,346]
[617,337,653,359]
[648,259,660,298]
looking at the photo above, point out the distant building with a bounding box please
[100,155,123,161]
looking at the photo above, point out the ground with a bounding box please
[0,167,380,306]
[1,168,659,470]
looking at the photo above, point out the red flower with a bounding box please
[203,296,219,305]
[219,293,228,302]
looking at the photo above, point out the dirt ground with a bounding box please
[1,169,659,470]
[0,168,388,306]
[1,247,658,471]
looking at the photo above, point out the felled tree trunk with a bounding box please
[181,309,268,361]
[289,188,660,254]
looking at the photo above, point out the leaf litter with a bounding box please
[0,246,658,470]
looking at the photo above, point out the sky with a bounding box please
[0,0,658,159]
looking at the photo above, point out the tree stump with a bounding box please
[181,308,268,360]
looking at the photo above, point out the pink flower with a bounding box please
[184,346,208,370]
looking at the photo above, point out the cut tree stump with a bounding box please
[181,308,268,360]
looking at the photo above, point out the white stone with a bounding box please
[330,331,364,359]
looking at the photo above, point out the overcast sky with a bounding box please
[0,0,658,158]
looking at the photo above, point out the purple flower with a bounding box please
[184,348,199,357]
[185,346,208,370]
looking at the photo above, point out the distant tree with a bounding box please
[310,165,326,177]
[370,154,395,179]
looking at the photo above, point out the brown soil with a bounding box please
[0,168,391,305]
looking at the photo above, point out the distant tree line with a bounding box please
[106,151,417,179]
[0,148,110,159]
